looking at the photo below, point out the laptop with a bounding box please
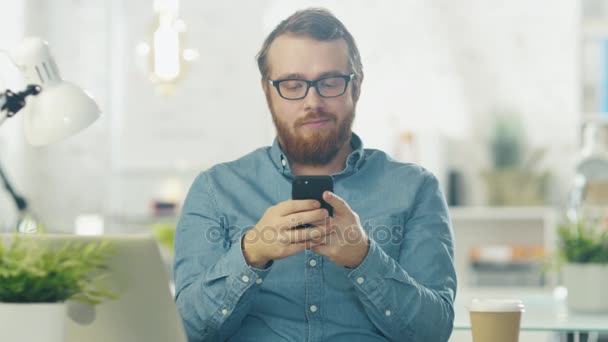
[0,234,187,342]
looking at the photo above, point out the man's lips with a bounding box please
[300,118,332,127]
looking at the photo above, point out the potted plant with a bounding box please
[557,219,608,312]
[482,114,551,206]
[0,236,117,342]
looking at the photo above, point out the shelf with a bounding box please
[582,20,608,40]
[449,206,558,221]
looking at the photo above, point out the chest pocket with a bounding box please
[361,214,404,260]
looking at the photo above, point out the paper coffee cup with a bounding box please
[469,299,525,342]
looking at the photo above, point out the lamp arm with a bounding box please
[0,94,7,126]
[0,85,42,127]
[0,85,38,210]
[0,49,17,126]
[0,162,27,212]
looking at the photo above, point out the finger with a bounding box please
[275,199,321,216]
[282,208,329,229]
[322,191,349,214]
[304,239,326,249]
[303,228,337,248]
[308,216,332,228]
[310,243,331,255]
[286,225,330,244]
[284,241,310,255]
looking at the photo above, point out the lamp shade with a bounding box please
[12,37,100,146]
[23,82,100,145]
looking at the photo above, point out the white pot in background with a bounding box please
[562,263,608,313]
[0,302,66,342]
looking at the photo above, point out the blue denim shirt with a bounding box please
[174,133,457,342]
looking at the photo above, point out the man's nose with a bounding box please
[303,85,323,109]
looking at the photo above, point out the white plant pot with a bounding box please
[0,302,66,342]
[563,263,608,313]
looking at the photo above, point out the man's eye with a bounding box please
[282,81,304,90]
[320,79,340,88]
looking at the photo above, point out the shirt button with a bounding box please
[255,278,263,284]
[221,309,229,315]
[281,158,287,166]
[241,275,250,283]
[385,309,392,316]
[310,305,318,313]
[356,277,365,284]
[309,259,317,267]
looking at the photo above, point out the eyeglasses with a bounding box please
[268,74,355,100]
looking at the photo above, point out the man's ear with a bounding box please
[261,79,269,95]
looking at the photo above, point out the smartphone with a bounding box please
[292,175,334,218]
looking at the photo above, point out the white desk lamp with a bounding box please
[0,37,100,145]
[0,37,100,232]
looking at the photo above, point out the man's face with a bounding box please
[264,34,359,166]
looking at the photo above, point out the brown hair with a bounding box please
[256,8,363,97]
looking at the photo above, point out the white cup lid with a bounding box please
[469,299,525,312]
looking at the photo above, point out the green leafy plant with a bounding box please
[483,113,551,205]
[152,223,176,256]
[0,237,118,304]
[557,220,608,264]
[490,115,524,170]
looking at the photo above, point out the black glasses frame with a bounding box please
[268,73,355,100]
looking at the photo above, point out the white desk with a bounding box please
[454,287,608,333]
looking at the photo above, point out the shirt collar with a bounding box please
[268,132,365,178]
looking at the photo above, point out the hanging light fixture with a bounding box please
[136,0,199,95]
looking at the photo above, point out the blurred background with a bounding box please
[1,0,607,340]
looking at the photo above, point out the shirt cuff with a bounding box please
[220,236,273,284]
[207,240,272,329]
[239,234,274,276]
[347,237,389,283]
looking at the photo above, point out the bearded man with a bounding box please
[174,8,456,342]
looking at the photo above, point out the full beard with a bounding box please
[270,104,355,167]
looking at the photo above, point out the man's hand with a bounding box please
[310,192,369,269]
[242,200,331,268]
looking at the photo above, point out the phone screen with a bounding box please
[292,175,334,217]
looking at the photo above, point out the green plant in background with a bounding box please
[482,113,551,206]
[152,223,176,256]
[557,220,608,264]
[491,115,524,169]
[0,237,118,304]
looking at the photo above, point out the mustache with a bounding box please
[295,112,337,127]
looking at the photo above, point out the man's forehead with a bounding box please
[267,34,350,79]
